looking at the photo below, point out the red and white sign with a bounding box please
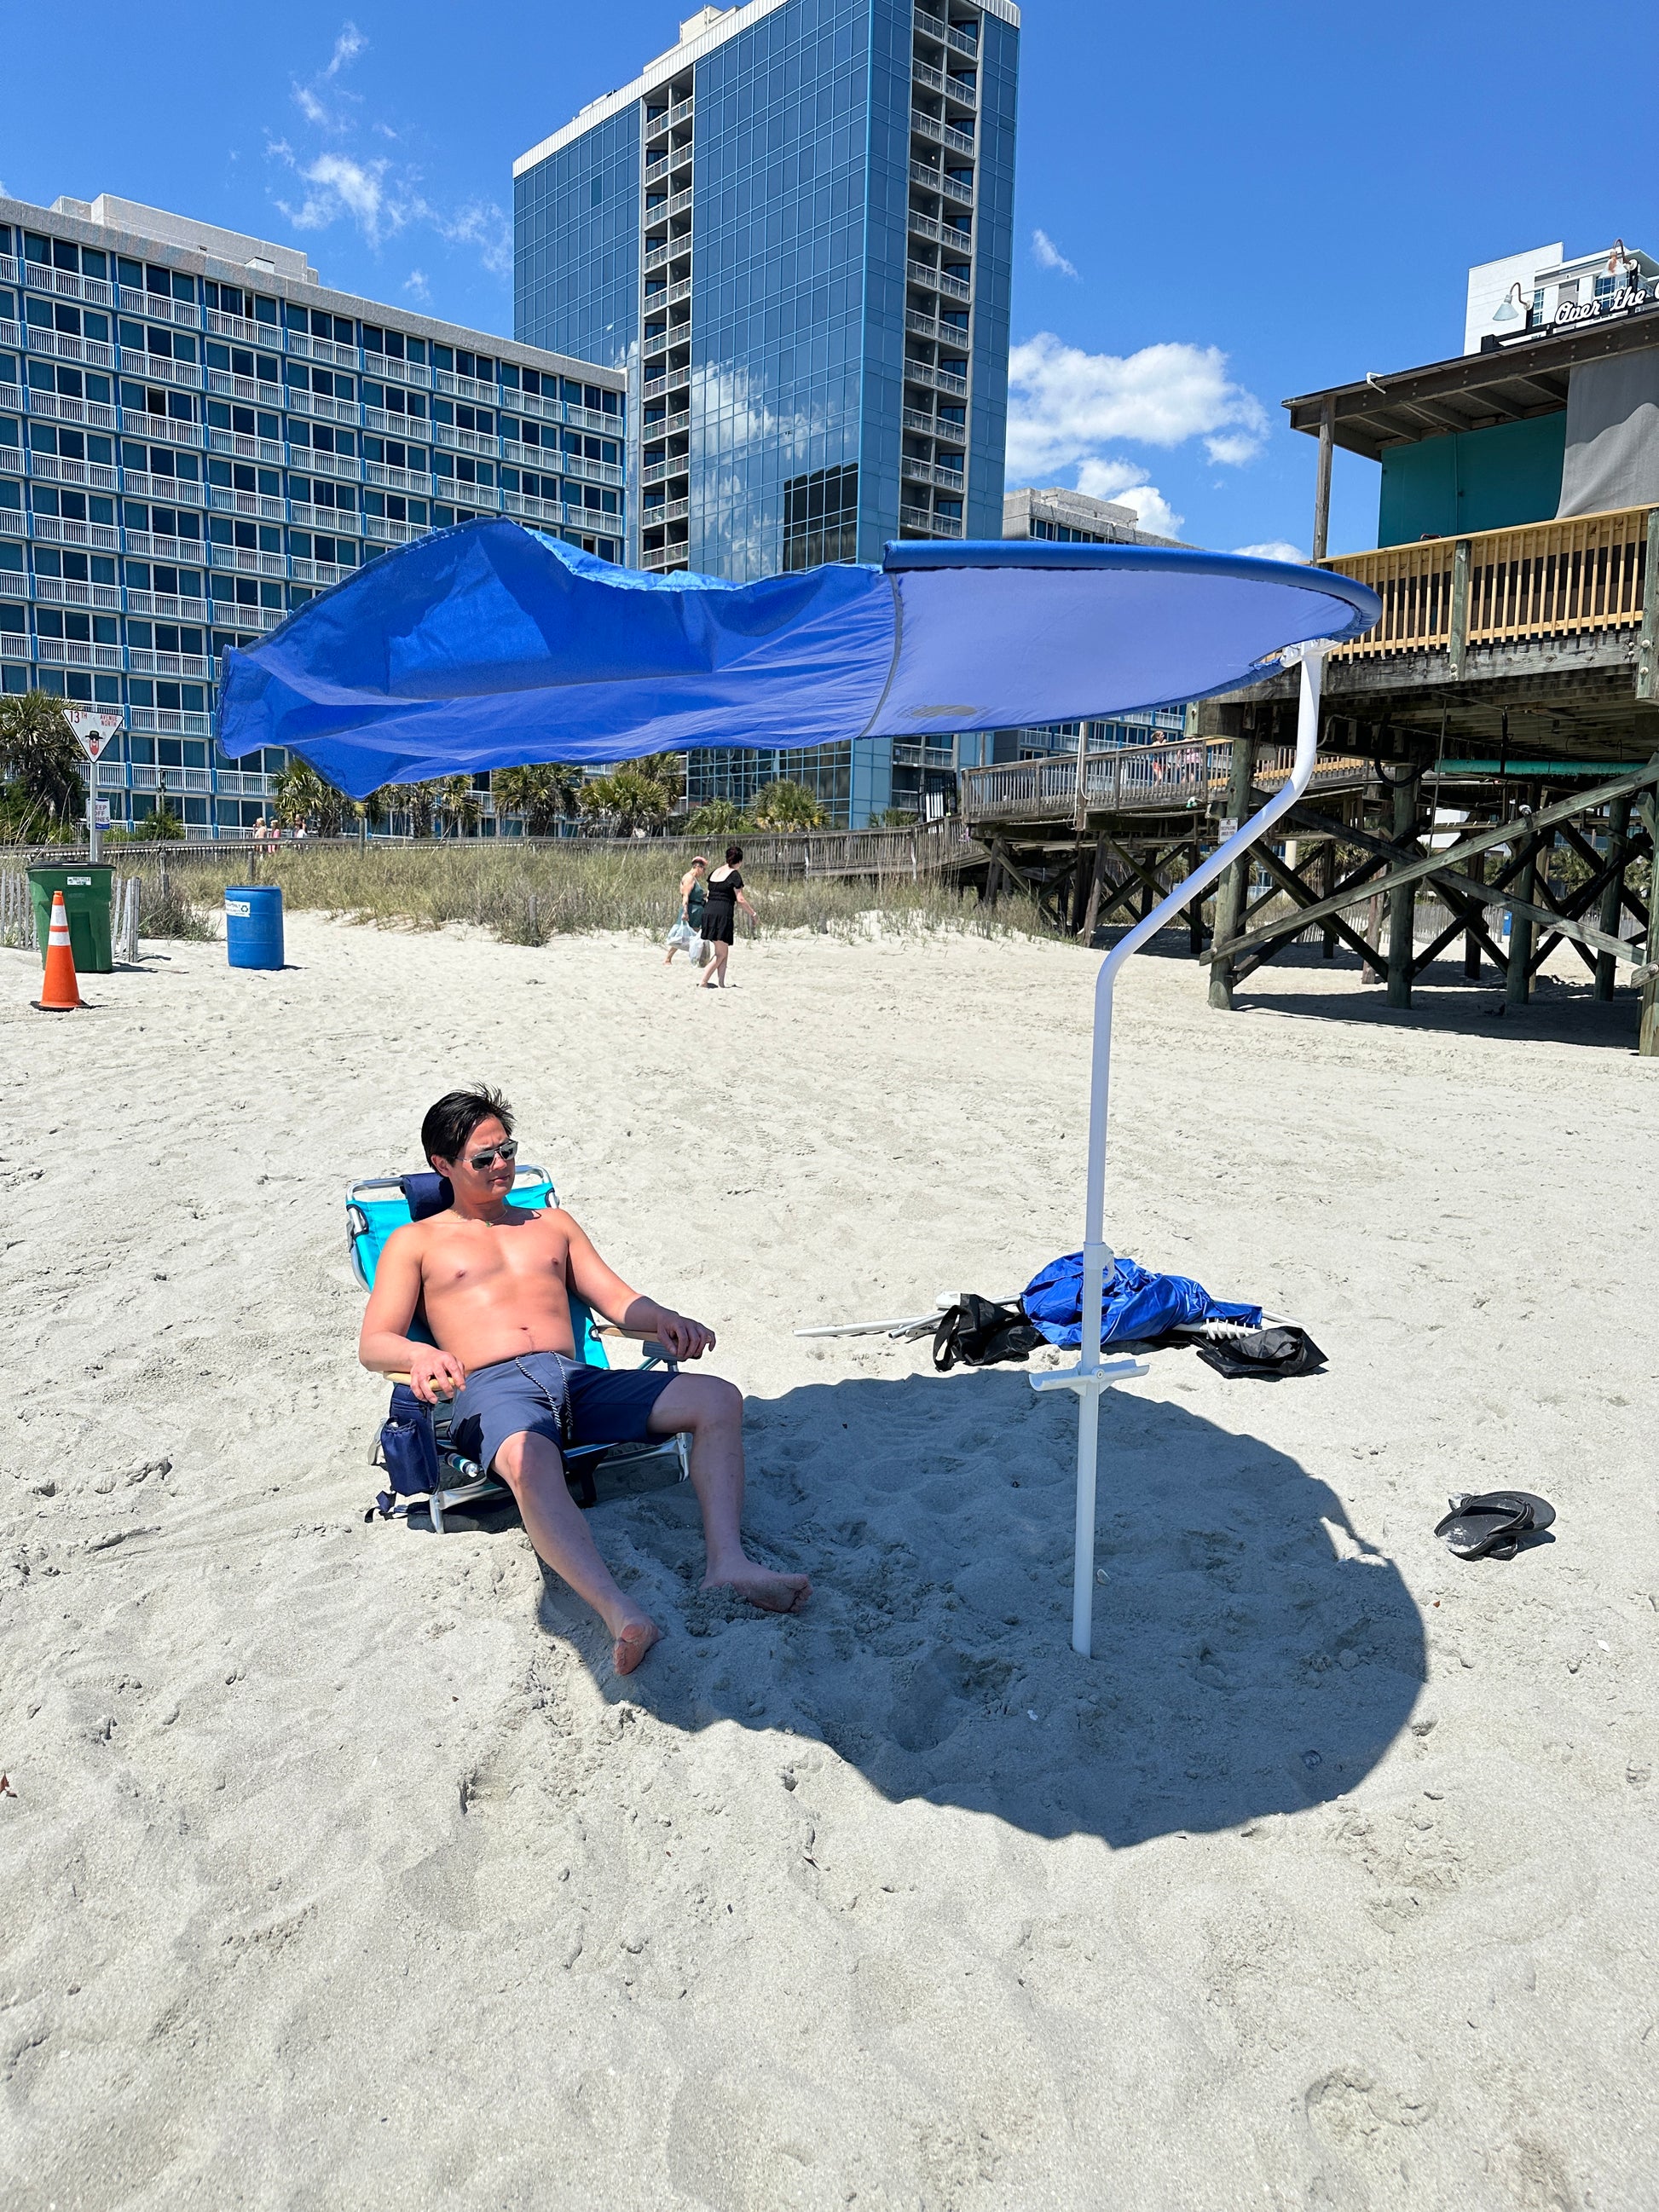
[66,708,124,762]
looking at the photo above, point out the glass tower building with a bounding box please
[515,0,1020,826]
[0,193,627,837]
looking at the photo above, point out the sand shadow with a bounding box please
[535,1367,1427,1847]
[1229,944,1641,1049]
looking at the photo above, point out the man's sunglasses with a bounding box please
[465,1139,519,1171]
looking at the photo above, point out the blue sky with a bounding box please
[5,1,1650,557]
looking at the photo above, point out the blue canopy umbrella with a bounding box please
[220,524,1379,1657]
[217,521,1375,794]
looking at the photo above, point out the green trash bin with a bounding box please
[29,864,115,974]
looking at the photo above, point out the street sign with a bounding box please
[94,800,111,828]
[66,708,124,762]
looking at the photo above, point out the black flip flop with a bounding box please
[1434,1490,1556,1561]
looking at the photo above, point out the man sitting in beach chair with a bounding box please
[359,1085,809,1673]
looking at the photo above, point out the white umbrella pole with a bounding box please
[1032,644,1331,1657]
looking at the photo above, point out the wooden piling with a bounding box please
[1188,836,1205,956]
[1386,771,1416,1008]
[1640,794,1659,1055]
[1463,847,1483,979]
[1505,830,1537,1008]
[1207,729,1256,1010]
[1312,405,1333,563]
[1595,794,1631,1002]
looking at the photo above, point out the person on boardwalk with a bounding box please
[697,845,757,990]
[359,1086,810,1674]
[664,855,708,966]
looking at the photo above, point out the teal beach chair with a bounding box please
[348,1163,690,1531]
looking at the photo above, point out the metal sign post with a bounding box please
[65,709,124,863]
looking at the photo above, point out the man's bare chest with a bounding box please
[423,1217,570,1298]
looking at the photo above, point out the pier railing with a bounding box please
[1321,503,1656,668]
[958,736,1365,828]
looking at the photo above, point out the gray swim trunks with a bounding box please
[448,1351,674,1475]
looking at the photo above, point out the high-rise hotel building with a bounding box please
[0,193,626,836]
[515,0,1019,824]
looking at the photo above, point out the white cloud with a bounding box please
[277,153,400,245]
[265,43,512,284]
[325,21,367,77]
[1008,332,1269,479]
[1031,228,1078,279]
[413,198,513,280]
[1233,539,1307,565]
[1205,430,1265,466]
[1076,458,1183,538]
[404,269,432,303]
[290,20,366,132]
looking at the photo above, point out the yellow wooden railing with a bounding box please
[1321,504,1656,664]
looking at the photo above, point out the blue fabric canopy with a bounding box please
[217,522,1380,799]
[1023,1250,1262,1349]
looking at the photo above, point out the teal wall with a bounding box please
[1377,413,1567,545]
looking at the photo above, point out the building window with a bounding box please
[783,465,858,571]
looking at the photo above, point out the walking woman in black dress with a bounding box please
[697,844,758,990]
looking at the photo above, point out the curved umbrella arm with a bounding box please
[1038,642,1332,1658]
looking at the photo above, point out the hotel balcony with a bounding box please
[907,258,972,303]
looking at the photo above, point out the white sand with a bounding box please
[3,912,1654,2209]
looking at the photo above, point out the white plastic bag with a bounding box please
[667,919,699,953]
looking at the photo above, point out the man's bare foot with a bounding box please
[702,1562,812,1614]
[611,1611,662,1675]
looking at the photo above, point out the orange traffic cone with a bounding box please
[33,889,81,1014]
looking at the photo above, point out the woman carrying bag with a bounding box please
[664,856,709,967]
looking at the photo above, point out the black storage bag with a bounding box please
[933,1294,1043,1372]
[379,1383,442,1496]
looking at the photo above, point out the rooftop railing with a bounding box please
[1321,504,1656,670]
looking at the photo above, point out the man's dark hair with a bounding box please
[422,1086,513,1170]
[725,843,743,864]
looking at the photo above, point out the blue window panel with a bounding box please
[514,106,642,371]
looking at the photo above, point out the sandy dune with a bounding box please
[3,912,1654,2209]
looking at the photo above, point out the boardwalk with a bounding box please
[958,734,1369,829]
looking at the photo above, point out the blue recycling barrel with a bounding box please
[224,884,285,969]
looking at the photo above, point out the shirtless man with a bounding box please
[360,1085,809,1672]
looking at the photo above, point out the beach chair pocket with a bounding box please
[378,1384,442,1498]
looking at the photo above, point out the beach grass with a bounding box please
[104,840,1052,946]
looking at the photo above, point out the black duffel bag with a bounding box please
[933,1294,1043,1372]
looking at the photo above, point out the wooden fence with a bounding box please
[1322,503,1656,666]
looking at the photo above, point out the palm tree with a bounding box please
[395,781,446,838]
[751,777,825,830]
[273,758,356,836]
[682,798,748,836]
[0,690,84,839]
[439,775,483,837]
[493,762,583,836]
[577,766,672,835]
[633,751,688,807]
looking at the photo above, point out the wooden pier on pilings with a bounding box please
[957,640,1659,1053]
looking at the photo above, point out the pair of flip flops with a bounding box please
[1435,1490,1556,1561]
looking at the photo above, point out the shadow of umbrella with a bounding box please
[532,1366,1426,1848]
